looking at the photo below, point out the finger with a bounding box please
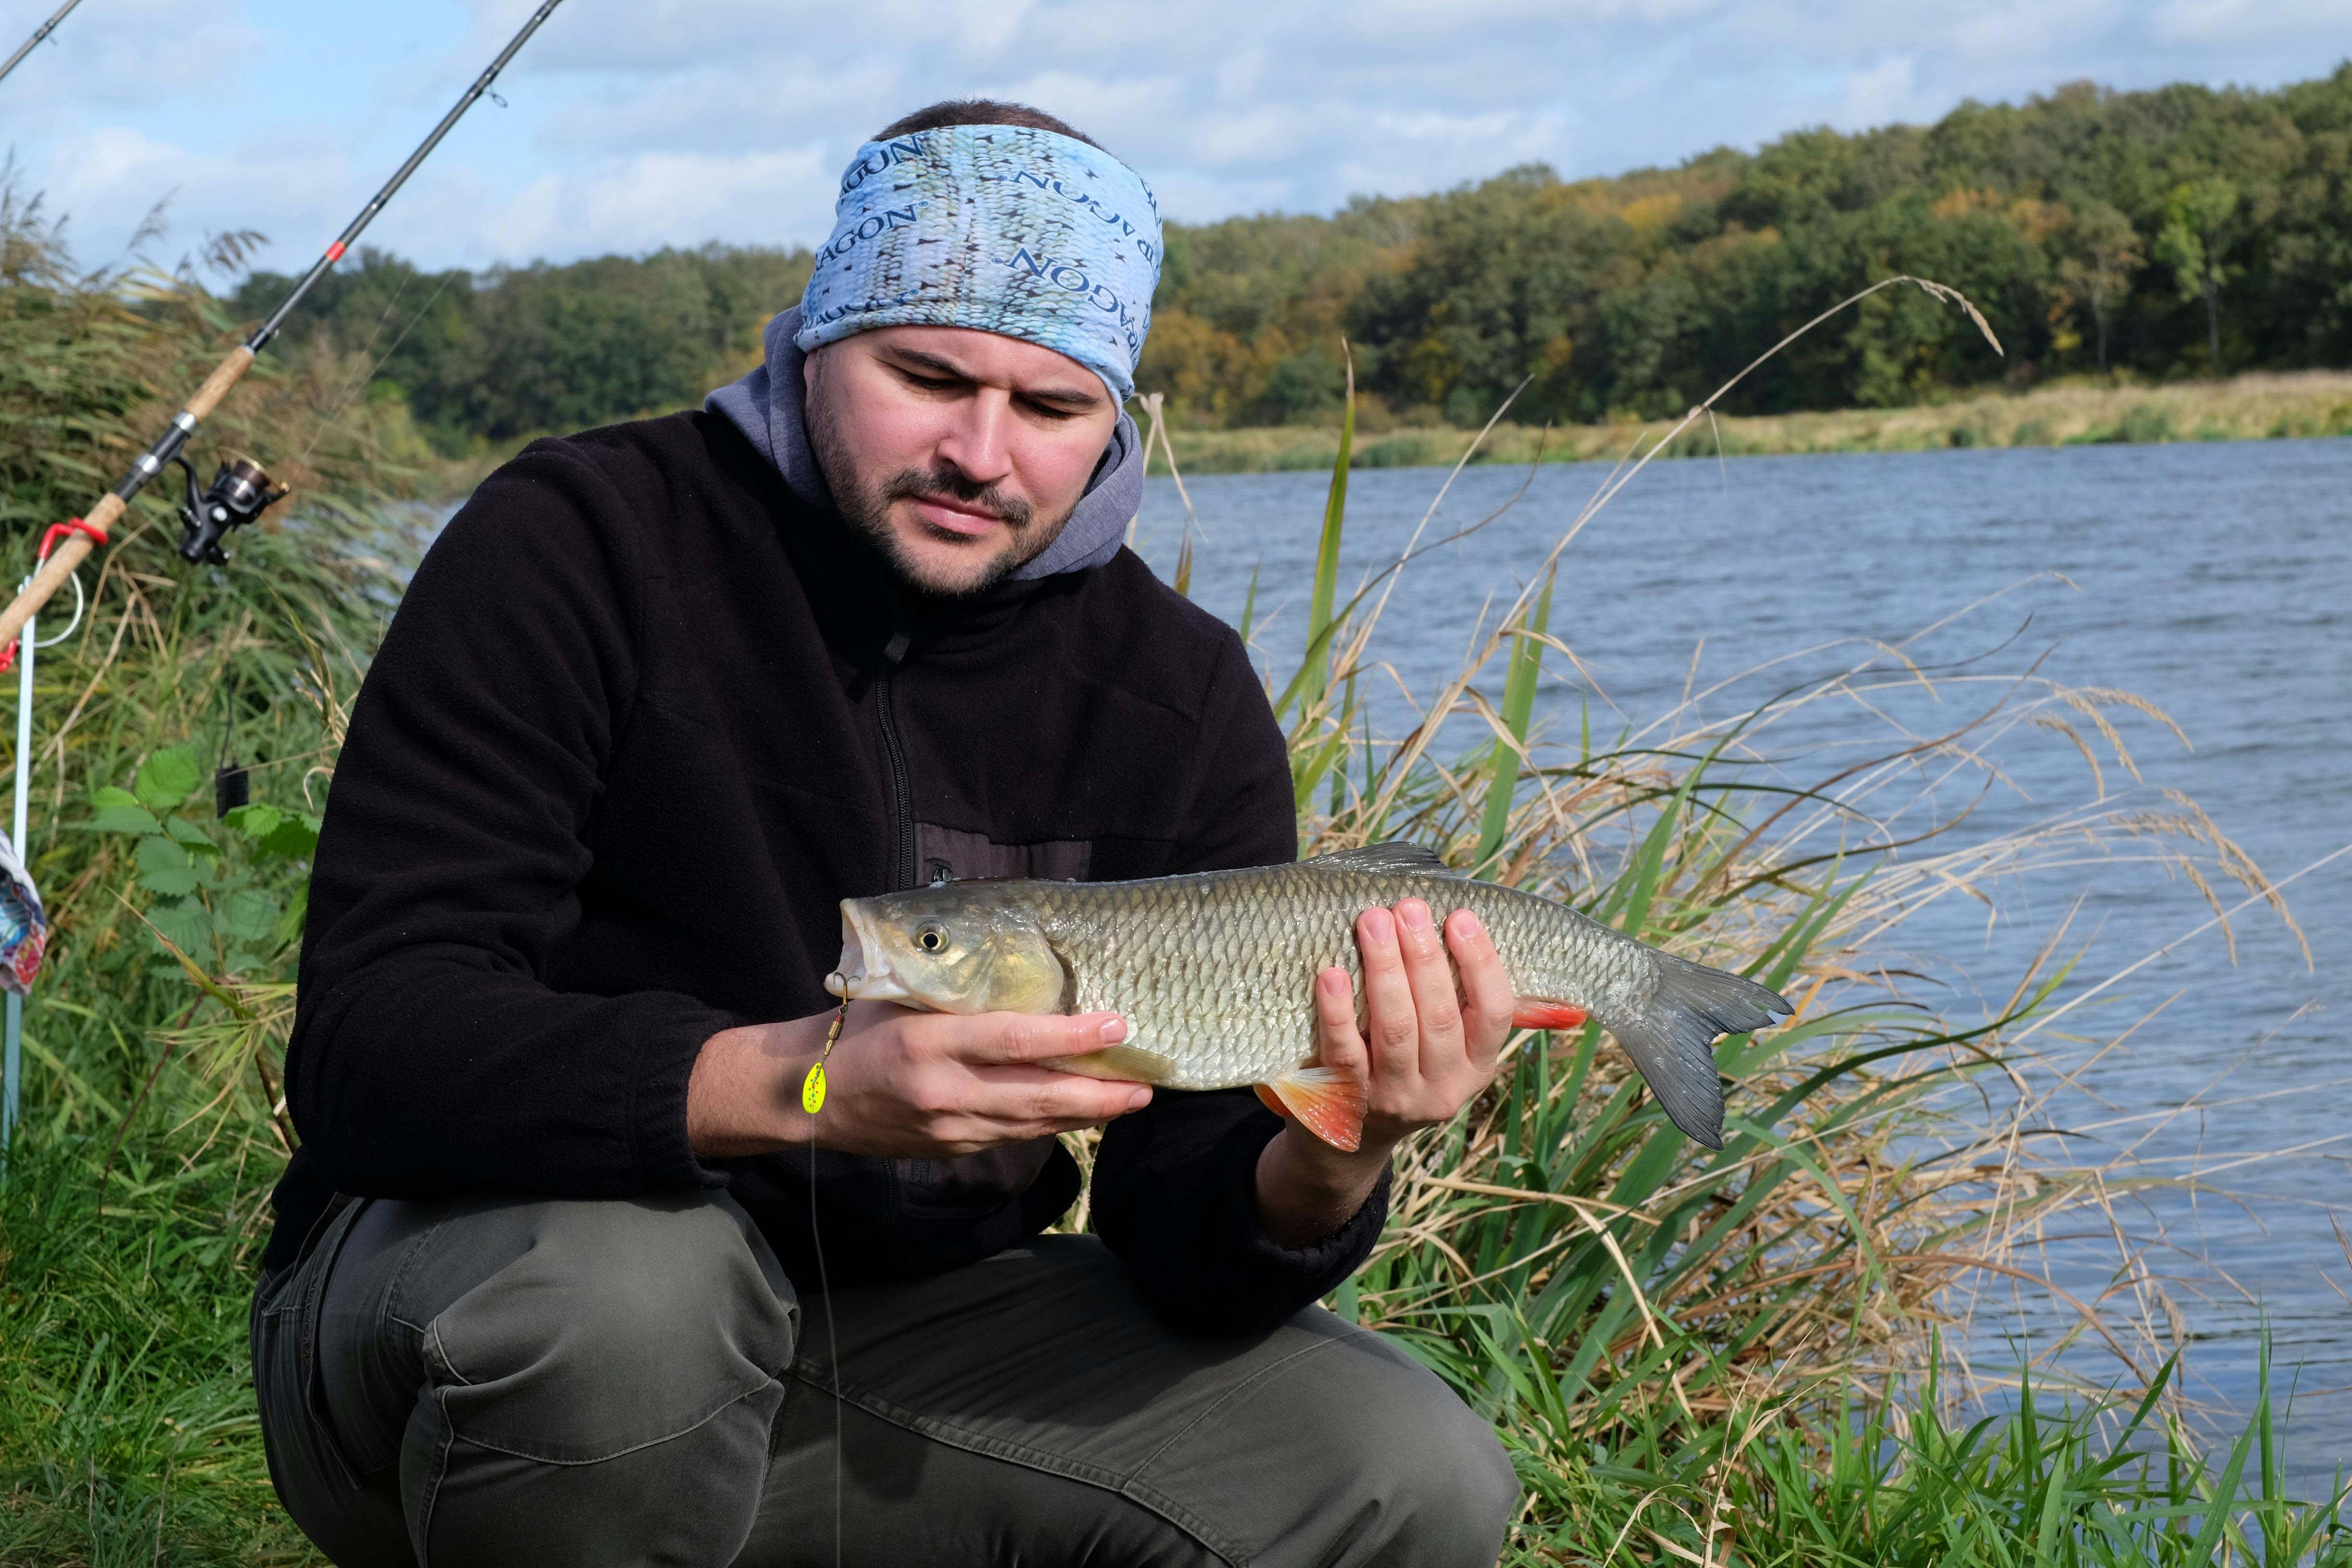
[952,1011,1133,1065]
[1311,965,1368,1088]
[1446,908,1515,1074]
[1354,906,1420,1084]
[958,1062,1153,1126]
[1393,899,1466,1077]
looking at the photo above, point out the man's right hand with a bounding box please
[686,1003,1150,1159]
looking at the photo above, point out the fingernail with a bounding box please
[1460,910,1487,940]
[1400,899,1432,932]
[1125,1087,1152,1109]
[1099,1016,1129,1044]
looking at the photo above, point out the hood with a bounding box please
[705,306,1142,582]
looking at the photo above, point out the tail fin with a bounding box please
[1610,954,1792,1150]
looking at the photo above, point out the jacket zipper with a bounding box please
[875,631,916,892]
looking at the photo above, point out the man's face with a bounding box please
[803,326,1121,598]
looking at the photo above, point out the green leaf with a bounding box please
[165,816,217,851]
[276,881,309,947]
[1473,567,1555,878]
[1287,342,1355,723]
[132,747,204,812]
[134,835,200,897]
[257,813,321,860]
[146,895,213,956]
[90,786,162,835]
[218,887,282,944]
[223,802,284,839]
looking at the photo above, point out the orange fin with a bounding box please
[1512,1000,1589,1031]
[1263,1067,1366,1153]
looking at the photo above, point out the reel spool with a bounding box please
[175,456,288,565]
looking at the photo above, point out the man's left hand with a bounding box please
[1254,897,1514,1247]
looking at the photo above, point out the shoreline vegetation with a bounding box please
[5,156,2352,1568]
[1151,370,2352,475]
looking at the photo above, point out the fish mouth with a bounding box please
[826,901,912,1003]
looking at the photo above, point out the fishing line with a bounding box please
[291,266,461,474]
[805,999,846,1568]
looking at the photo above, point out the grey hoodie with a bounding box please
[705,306,1142,581]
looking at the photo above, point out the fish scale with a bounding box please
[827,842,1793,1150]
[1033,863,1662,1088]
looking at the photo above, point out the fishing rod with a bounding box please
[0,0,88,89]
[0,0,564,1159]
[0,0,565,654]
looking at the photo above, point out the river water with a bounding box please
[1131,437,2351,1485]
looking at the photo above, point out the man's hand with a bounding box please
[688,1005,1148,1159]
[1256,899,1514,1247]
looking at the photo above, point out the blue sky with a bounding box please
[6,0,2348,279]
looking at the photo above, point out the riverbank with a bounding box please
[401,371,2352,503]
[1153,371,2352,475]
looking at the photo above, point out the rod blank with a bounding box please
[0,0,88,89]
[0,0,565,652]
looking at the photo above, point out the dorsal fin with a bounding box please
[1302,842,1464,877]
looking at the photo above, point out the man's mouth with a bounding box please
[907,494,1012,538]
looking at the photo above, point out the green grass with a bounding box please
[0,207,2342,1563]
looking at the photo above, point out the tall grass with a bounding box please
[0,200,2340,1564]
[0,186,413,1561]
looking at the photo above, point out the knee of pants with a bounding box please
[1286,1329,1520,1563]
[418,1192,798,1466]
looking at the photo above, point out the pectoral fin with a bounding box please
[1052,1045,1179,1084]
[1261,1067,1367,1153]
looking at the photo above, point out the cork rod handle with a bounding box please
[186,345,256,421]
[0,338,255,652]
[0,492,118,649]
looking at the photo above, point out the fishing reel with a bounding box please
[175,456,288,565]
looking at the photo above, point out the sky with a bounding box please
[2,0,2347,280]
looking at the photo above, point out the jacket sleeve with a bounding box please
[285,442,734,1202]
[1088,627,1393,1333]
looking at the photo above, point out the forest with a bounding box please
[235,66,2352,448]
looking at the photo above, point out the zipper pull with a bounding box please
[883,631,910,666]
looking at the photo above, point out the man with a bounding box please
[254,101,1520,1567]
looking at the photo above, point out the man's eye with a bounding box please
[1019,398,1079,421]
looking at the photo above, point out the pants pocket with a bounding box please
[254,1196,376,1494]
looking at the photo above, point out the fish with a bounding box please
[824,842,1792,1153]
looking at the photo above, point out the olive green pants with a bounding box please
[252,1190,1517,1567]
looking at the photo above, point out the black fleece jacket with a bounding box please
[268,409,1388,1333]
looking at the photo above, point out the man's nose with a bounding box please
[935,388,1016,486]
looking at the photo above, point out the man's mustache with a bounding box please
[884,466,1033,532]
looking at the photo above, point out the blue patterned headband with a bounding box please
[796,123,1163,403]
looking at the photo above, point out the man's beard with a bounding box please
[807,391,1064,600]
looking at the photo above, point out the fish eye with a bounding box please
[917,925,946,953]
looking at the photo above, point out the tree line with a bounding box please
[237,65,2352,447]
